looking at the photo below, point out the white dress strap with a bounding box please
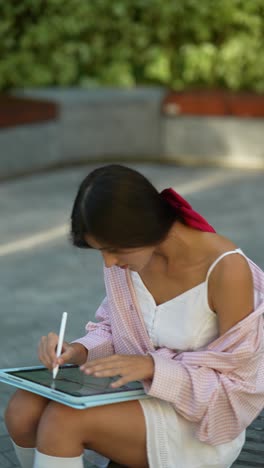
[205,248,244,283]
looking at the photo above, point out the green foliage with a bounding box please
[0,0,263,91]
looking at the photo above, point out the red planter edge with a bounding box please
[0,95,58,128]
[162,90,264,118]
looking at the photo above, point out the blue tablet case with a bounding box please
[0,365,150,409]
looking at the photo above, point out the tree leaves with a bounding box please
[0,0,263,91]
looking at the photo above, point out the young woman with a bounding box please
[5,164,264,468]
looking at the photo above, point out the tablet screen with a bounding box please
[7,366,143,397]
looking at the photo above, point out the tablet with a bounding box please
[0,365,149,409]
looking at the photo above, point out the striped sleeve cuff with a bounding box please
[72,334,114,361]
[145,352,183,402]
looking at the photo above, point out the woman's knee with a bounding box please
[5,390,49,443]
[36,402,85,455]
[37,401,83,439]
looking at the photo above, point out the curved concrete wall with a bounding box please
[0,87,263,179]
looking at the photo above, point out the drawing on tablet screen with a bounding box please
[9,366,143,397]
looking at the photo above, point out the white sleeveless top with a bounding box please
[131,248,262,351]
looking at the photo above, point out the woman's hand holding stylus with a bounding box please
[38,334,88,370]
[80,354,154,388]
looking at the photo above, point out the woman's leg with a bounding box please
[36,399,148,468]
[5,389,49,467]
[5,389,49,447]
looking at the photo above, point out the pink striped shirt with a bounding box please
[74,257,264,445]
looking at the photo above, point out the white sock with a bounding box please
[11,440,35,468]
[84,449,110,467]
[33,450,83,468]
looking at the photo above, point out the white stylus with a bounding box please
[52,312,68,380]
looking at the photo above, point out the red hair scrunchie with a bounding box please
[161,188,216,233]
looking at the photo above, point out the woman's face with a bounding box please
[85,234,155,272]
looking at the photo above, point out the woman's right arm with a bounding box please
[38,335,88,370]
[72,297,114,361]
[39,297,114,370]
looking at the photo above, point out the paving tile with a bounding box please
[0,434,13,451]
[0,421,8,436]
[3,449,20,465]
[0,451,17,468]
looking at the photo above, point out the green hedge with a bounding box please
[0,0,263,91]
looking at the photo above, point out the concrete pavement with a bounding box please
[0,163,263,467]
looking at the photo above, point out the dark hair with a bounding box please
[71,164,180,249]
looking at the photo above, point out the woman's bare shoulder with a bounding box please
[209,252,254,335]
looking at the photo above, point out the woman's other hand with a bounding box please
[38,334,88,370]
[80,354,154,388]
